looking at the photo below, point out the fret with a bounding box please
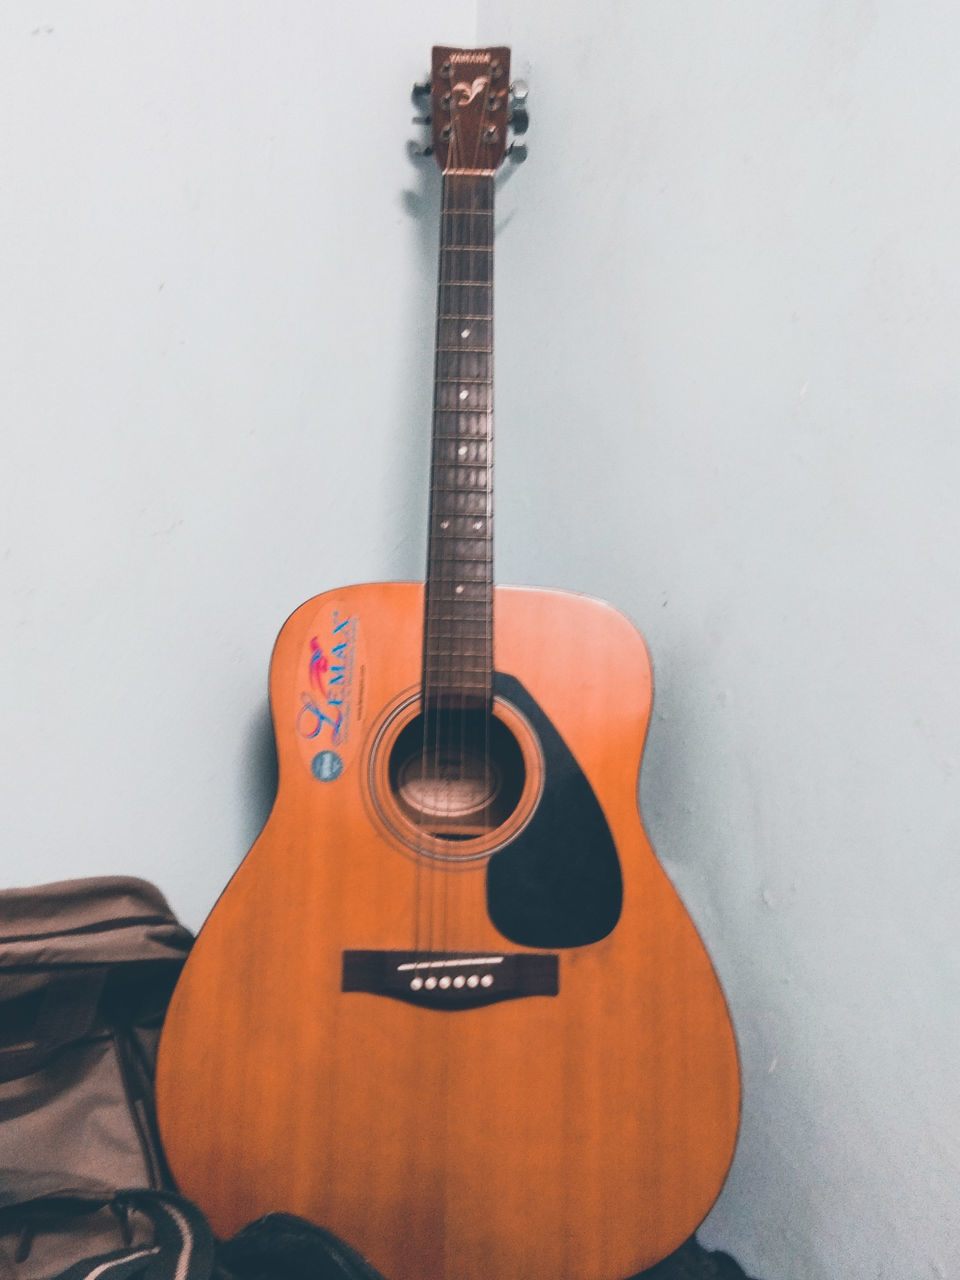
[440,285,491,311]
[425,655,492,669]
[425,613,490,631]
[425,654,492,670]
[441,278,492,289]
[423,688,491,705]
[428,560,492,575]
[428,553,492,568]
[438,318,491,340]
[431,495,489,516]
[435,357,490,381]
[442,245,492,253]
[435,383,491,408]
[442,182,493,213]
[431,419,490,440]
[433,440,489,463]
[441,252,492,274]
[423,671,491,688]
[425,666,492,682]
[423,687,491,706]
[427,583,490,602]
[431,464,488,485]
[425,661,491,674]
[427,611,488,627]
[429,481,490,495]
[425,650,491,666]
[432,515,488,535]
[425,660,493,677]
[428,528,492,545]
[435,372,490,386]
[425,643,492,658]
[424,624,491,642]
[427,567,493,585]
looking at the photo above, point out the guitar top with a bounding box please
[156,47,740,1280]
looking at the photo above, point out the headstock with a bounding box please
[411,46,529,171]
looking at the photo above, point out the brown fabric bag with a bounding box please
[0,876,194,1278]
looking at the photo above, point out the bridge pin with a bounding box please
[425,976,438,989]
[439,976,452,989]
[481,974,494,987]
[467,975,480,988]
[410,977,423,990]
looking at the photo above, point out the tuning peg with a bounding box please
[412,115,431,125]
[412,80,431,100]
[510,79,529,103]
[408,141,434,160]
[509,106,529,135]
[506,142,528,163]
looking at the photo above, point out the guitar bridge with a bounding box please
[341,950,559,1010]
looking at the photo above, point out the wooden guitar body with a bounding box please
[156,581,739,1280]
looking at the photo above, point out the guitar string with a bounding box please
[481,160,495,900]
[415,162,454,965]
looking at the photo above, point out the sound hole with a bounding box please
[388,710,526,840]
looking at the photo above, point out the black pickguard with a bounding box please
[487,673,623,949]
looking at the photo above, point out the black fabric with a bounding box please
[216,1214,386,1280]
[214,1216,759,1280]
[632,1236,758,1279]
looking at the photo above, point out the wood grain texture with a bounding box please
[156,582,739,1280]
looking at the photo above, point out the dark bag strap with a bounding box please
[34,1193,215,1280]
[0,968,108,1083]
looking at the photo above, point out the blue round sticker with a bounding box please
[311,750,343,782]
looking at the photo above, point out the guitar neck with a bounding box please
[423,172,495,713]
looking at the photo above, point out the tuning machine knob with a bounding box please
[506,142,528,163]
[509,106,529,135]
[508,79,529,138]
[412,79,431,101]
[408,141,434,160]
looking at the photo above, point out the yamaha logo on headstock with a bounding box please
[426,46,514,174]
[411,46,529,170]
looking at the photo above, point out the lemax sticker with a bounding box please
[296,609,359,780]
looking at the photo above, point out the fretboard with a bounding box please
[423,173,495,712]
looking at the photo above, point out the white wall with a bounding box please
[3,4,959,1279]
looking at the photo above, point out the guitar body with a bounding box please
[156,581,739,1280]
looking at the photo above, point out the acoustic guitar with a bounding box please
[156,46,740,1280]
